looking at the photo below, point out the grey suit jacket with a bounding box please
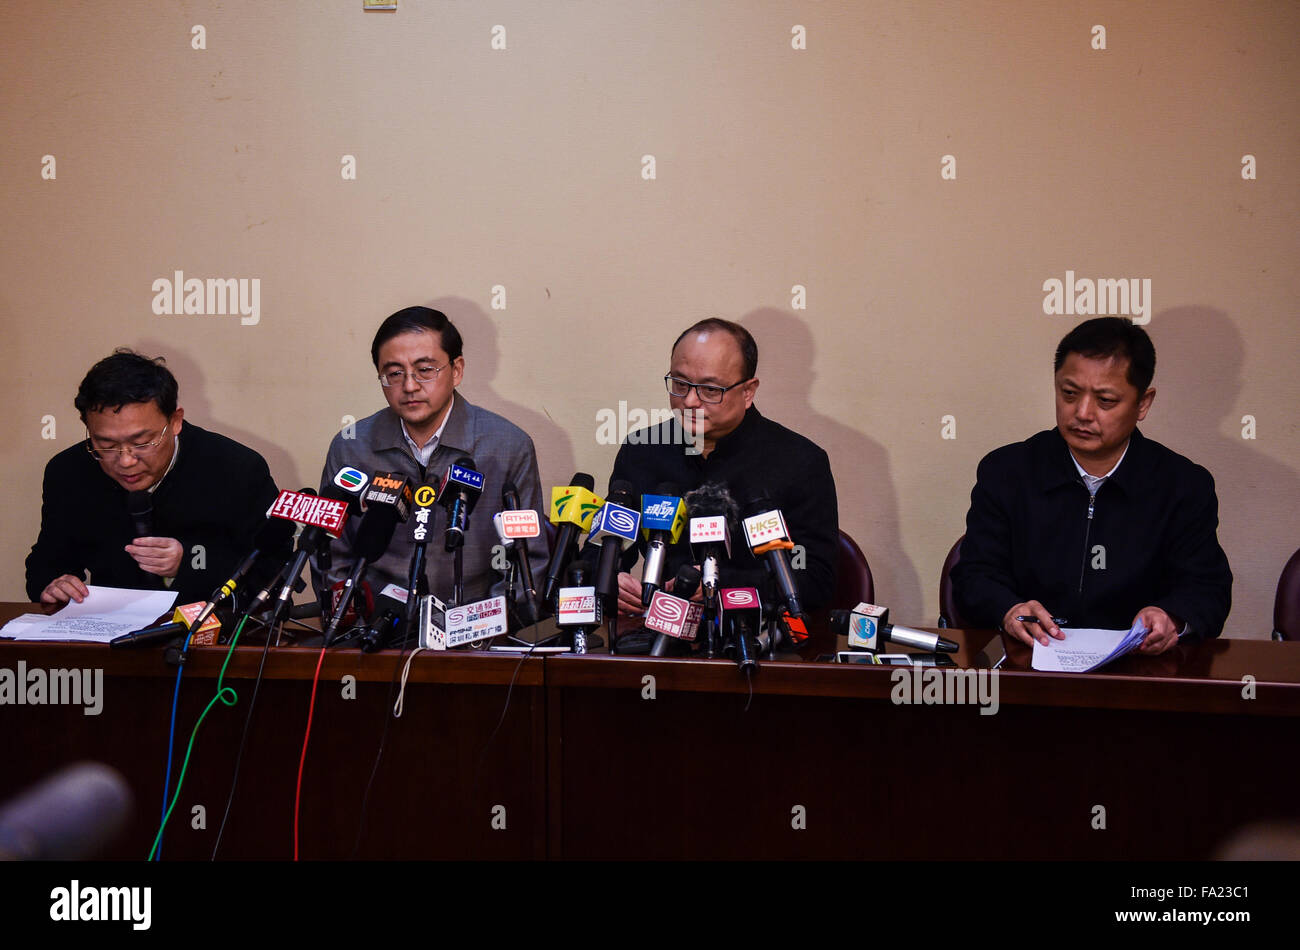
[312,395,548,610]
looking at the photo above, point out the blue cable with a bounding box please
[157,631,193,861]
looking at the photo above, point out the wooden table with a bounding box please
[3,602,1297,859]
[0,604,546,859]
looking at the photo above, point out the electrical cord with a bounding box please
[147,614,250,861]
[349,646,411,859]
[209,611,278,859]
[156,630,194,860]
[292,642,330,861]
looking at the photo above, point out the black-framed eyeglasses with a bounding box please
[664,374,750,405]
[379,361,449,388]
[85,424,171,461]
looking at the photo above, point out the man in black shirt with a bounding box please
[952,317,1233,652]
[602,319,839,615]
[26,350,284,606]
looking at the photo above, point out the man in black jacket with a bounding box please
[600,318,839,615]
[952,317,1232,653]
[26,350,284,606]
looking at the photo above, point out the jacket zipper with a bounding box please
[1077,485,1096,594]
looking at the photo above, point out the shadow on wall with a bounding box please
[1145,307,1300,637]
[429,296,577,491]
[738,308,923,621]
[132,338,303,493]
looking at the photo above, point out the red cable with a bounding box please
[294,645,329,861]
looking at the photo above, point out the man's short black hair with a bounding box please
[672,318,758,381]
[74,349,179,421]
[371,307,464,367]
[1054,317,1156,394]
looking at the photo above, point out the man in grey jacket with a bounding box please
[314,306,548,617]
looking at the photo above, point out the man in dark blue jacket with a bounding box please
[952,317,1232,653]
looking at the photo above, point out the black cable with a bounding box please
[209,608,275,859]
[470,640,536,808]
[350,647,410,859]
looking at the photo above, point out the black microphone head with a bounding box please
[354,505,402,562]
[502,479,519,498]
[654,481,681,496]
[319,483,356,505]
[566,561,589,586]
[743,492,778,518]
[685,481,740,523]
[569,472,596,491]
[254,509,299,550]
[127,490,152,537]
[672,564,703,601]
[455,455,477,470]
[828,609,849,636]
[607,479,637,507]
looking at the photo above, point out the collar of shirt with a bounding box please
[699,405,763,461]
[1069,439,1129,494]
[148,431,181,494]
[400,394,455,467]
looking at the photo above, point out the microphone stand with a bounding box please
[452,546,464,607]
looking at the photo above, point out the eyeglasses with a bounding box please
[664,374,750,405]
[379,362,449,388]
[85,424,171,461]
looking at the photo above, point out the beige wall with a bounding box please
[3,1,1296,636]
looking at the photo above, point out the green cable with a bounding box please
[147,614,249,861]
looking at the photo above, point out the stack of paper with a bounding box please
[1,587,179,644]
[1030,620,1149,673]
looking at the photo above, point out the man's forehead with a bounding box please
[378,330,448,366]
[1057,353,1134,388]
[87,402,166,426]
[671,331,743,371]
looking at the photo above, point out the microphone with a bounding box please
[496,481,543,625]
[323,474,412,645]
[329,579,375,628]
[542,473,602,603]
[830,603,960,653]
[589,481,641,604]
[126,489,153,585]
[639,484,686,607]
[127,490,152,539]
[439,458,484,552]
[0,763,132,860]
[359,584,411,652]
[190,511,300,629]
[402,482,437,640]
[556,561,601,654]
[686,481,739,606]
[741,496,805,619]
[719,587,762,675]
[110,598,242,649]
[264,485,356,625]
[647,565,703,657]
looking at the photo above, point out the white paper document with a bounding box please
[0,587,179,644]
[1031,620,1149,673]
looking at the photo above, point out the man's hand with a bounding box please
[1135,606,1180,654]
[615,572,644,616]
[1001,600,1065,647]
[40,574,89,605]
[126,537,184,578]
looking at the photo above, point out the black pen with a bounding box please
[1016,615,1068,625]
